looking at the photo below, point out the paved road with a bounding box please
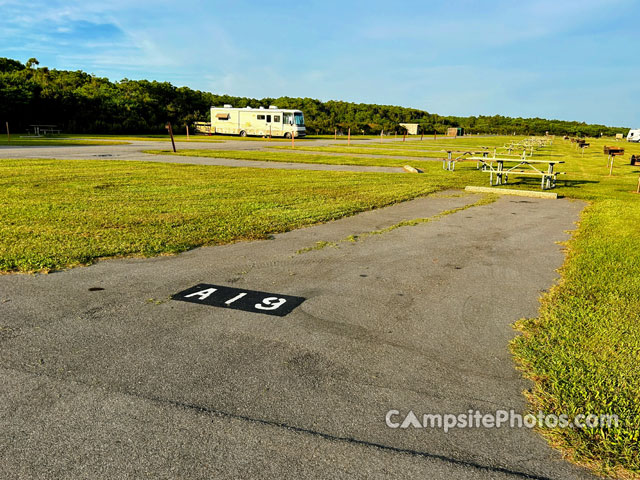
[0,137,444,172]
[0,193,595,479]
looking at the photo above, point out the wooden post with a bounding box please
[403,132,406,142]
[186,124,190,141]
[291,131,295,148]
[636,175,640,194]
[348,127,351,146]
[269,125,272,141]
[434,131,437,140]
[334,127,337,140]
[421,131,423,141]
[380,130,383,143]
[609,157,614,176]
[167,122,177,152]
[5,121,9,143]
[395,132,397,141]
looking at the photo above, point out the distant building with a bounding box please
[399,123,419,135]
[447,127,464,137]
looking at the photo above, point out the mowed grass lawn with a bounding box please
[0,159,445,273]
[144,148,446,167]
[69,133,282,142]
[512,198,640,477]
[0,134,128,146]
[270,145,460,159]
[268,135,530,157]
[507,138,640,477]
[144,135,545,167]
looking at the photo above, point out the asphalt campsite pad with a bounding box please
[0,193,597,479]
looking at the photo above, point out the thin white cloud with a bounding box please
[1,0,638,126]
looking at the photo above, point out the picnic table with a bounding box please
[468,156,565,190]
[28,124,62,136]
[442,149,490,171]
[442,148,536,172]
[498,144,528,156]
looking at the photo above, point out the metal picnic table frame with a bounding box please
[442,149,491,171]
[438,136,560,189]
[27,124,61,136]
[442,144,538,172]
[468,156,565,190]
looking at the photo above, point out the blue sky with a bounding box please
[1,0,638,127]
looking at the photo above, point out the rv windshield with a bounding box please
[294,112,305,126]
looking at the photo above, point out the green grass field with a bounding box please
[270,144,453,158]
[512,198,640,477]
[0,159,449,273]
[0,134,128,146]
[70,133,379,142]
[267,136,538,158]
[304,134,377,140]
[67,133,262,142]
[70,134,226,142]
[143,148,448,167]
[505,138,640,477]
[67,133,333,142]
[2,134,640,476]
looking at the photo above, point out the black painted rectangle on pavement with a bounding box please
[172,283,305,317]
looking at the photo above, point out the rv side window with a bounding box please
[257,115,265,120]
[274,115,281,122]
[266,115,271,123]
[283,113,293,124]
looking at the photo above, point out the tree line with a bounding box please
[0,57,627,137]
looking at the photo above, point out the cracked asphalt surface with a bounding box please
[0,188,596,479]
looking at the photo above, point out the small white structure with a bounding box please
[399,123,419,135]
[210,105,306,138]
[627,129,640,142]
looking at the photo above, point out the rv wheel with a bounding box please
[239,130,247,137]
[284,132,292,139]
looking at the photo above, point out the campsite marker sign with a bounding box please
[172,284,305,317]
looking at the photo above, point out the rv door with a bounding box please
[270,113,283,136]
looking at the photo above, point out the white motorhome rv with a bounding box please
[627,129,640,142]
[210,105,306,138]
